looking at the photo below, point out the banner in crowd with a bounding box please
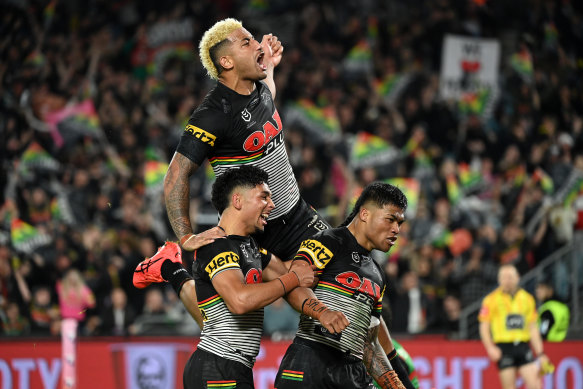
[384,177,419,218]
[19,142,60,174]
[284,99,341,143]
[348,132,401,169]
[131,19,195,79]
[373,73,413,106]
[144,160,169,197]
[44,100,102,148]
[343,39,373,74]
[10,218,52,254]
[439,34,500,119]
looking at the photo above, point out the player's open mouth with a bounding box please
[387,237,397,246]
[257,52,267,71]
[260,213,269,225]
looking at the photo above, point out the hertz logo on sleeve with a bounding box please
[205,251,240,278]
[185,125,216,147]
[298,240,333,269]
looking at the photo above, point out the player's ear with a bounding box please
[219,55,234,71]
[232,192,242,210]
[359,207,369,222]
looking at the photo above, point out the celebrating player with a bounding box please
[164,18,329,258]
[135,166,348,388]
[274,182,408,389]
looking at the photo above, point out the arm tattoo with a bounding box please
[363,325,393,386]
[302,298,328,317]
[164,153,199,238]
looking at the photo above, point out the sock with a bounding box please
[161,261,193,295]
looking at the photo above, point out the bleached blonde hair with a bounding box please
[199,18,243,80]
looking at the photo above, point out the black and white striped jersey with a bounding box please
[192,235,271,368]
[293,227,387,360]
[176,81,300,220]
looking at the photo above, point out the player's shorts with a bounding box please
[256,198,331,261]
[274,337,375,389]
[183,348,254,389]
[496,342,536,370]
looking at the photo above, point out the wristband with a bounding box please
[180,234,195,247]
[387,348,398,360]
[301,298,329,320]
[278,271,300,294]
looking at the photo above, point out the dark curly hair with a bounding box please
[211,166,269,214]
[339,182,408,227]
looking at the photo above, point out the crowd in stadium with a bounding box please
[1,0,582,339]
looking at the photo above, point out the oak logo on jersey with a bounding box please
[335,271,382,300]
[205,251,240,278]
[298,239,333,269]
[243,110,283,152]
[185,125,216,147]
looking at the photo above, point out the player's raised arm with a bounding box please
[260,33,283,99]
[164,152,226,251]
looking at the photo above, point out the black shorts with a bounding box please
[255,198,331,261]
[183,348,254,389]
[496,342,535,370]
[274,337,374,389]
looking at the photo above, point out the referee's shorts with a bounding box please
[274,337,375,389]
[496,342,536,370]
[256,198,331,261]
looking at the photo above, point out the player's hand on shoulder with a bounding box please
[261,33,283,68]
[289,261,315,287]
[319,309,350,334]
[180,226,226,251]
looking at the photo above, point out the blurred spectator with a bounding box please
[390,271,427,334]
[56,268,96,334]
[1,302,30,336]
[535,280,570,342]
[450,244,498,308]
[131,287,173,335]
[29,286,60,336]
[164,286,200,336]
[98,287,136,336]
[442,294,461,338]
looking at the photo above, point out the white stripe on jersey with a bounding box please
[296,288,373,360]
[212,142,300,220]
[198,300,264,369]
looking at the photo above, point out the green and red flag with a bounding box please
[10,219,52,254]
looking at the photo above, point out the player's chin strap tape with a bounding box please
[301,298,329,320]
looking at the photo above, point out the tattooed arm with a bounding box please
[164,152,225,251]
[363,323,406,389]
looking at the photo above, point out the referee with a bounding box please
[479,264,552,389]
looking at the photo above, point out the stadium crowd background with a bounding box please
[1,0,582,339]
